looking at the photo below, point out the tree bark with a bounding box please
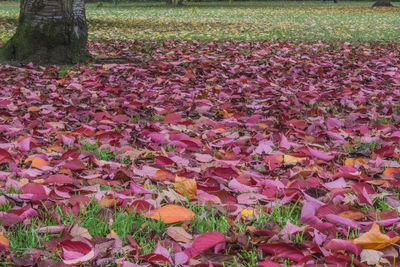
[372,0,392,7]
[0,0,88,64]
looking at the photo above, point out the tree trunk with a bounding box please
[372,0,392,7]
[0,0,88,64]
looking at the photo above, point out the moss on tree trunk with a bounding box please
[0,0,88,64]
[372,0,392,7]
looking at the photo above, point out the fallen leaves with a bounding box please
[27,106,40,112]
[352,223,400,250]
[360,249,389,265]
[166,226,193,243]
[0,39,399,266]
[25,157,49,168]
[60,238,95,265]
[146,204,196,224]
[0,232,9,251]
[174,176,197,199]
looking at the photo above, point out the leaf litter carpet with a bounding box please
[0,40,399,266]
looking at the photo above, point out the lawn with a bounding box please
[0,1,400,41]
[0,1,400,267]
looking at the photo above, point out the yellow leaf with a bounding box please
[283,155,306,164]
[25,157,49,168]
[146,204,195,224]
[28,106,40,112]
[241,209,256,220]
[20,178,29,187]
[175,176,197,199]
[352,223,400,250]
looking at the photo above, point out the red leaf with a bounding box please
[258,242,305,262]
[164,113,181,124]
[184,231,225,259]
[45,174,74,184]
[64,159,86,170]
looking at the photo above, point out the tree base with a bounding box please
[372,1,393,6]
[1,0,89,65]
[0,28,89,65]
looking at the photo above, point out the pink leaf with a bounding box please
[325,239,362,256]
[308,147,334,161]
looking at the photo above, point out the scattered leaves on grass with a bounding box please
[0,39,399,265]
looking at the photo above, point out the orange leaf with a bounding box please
[175,176,197,199]
[146,204,195,224]
[47,145,64,153]
[345,158,365,167]
[383,168,400,178]
[98,194,116,208]
[0,232,9,250]
[352,223,400,250]
[153,169,174,181]
[25,157,49,168]
[257,123,268,129]
[338,210,365,221]
[28,106,40,112]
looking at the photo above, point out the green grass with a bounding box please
[80,139,116,161]
[0,201,11,212]
[8,217,60,254]
[8,223,41,253]
[112,209,166,254]
[80,201,110,237]
[188,202,230,234]
[343,141,381,153]
[254,200,302,227]
[0,2,400,42]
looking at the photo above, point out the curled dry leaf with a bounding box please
[360,249,390,265]
[174,176,197,199]
[351,223,400,250]
[166,226,193,243]
[146,204,196,224]
[70,224,93,240]
[60,238,95,265]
